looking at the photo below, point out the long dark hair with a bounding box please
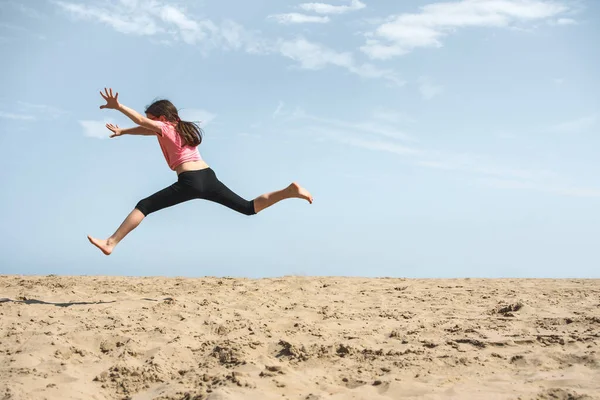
[145,99,203,147]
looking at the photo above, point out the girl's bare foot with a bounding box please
[87,235,115,255]
[289,182,313,204]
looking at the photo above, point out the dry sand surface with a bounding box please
[1,275,599,400]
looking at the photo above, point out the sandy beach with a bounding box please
[0,275,598,400]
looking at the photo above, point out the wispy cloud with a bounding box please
[298,112,415,141]
[481,178,600,198]
[0,101,67,121]
[272,101,285,119]
[360,0,570,60]
[178,109,216,127]
[285,110,600,197]
[304,121,548,181]
[277,37,353,69]
[80,120,112,139]
[371,109,416,124]
[418,76,444,100]
[550,114,597,133]
[53,2,163,36]
[158,5,216,45]
[54,1,394,84]
[277,37,404,85]
[53,1,266,53]
[218,20,269,54]
[299,0,366,15]
[286,107,416,140]
[5,1,45,19]
[0,111,36,121]
[554,17,577,26]
[0,22,46,40]
[268,13,330,24]
[17,101,69,119]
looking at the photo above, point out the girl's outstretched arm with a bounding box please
[99,88,163,134]
[106,123,156,138]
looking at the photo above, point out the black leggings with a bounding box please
[135,168,256,217]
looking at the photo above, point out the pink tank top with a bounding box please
[156,122,202,170]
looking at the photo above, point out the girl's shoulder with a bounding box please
[158,121,178,139]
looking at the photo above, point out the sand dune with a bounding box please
[1,275,599,400]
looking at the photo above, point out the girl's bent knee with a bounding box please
[246,200,257,216]
[135,201,151,217]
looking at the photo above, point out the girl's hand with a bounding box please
[99,87,120,110]
[106,123,122,138]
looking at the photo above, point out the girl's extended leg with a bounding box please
[88,180,195,255]
[87,208,145,255]
[253,182,313,213]
[203,169,313,215]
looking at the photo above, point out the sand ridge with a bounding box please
[0,275,599,399]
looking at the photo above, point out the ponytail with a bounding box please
[176,119,203,147]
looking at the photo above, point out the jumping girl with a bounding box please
[87,88,313,256]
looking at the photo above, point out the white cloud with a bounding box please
[284,110,599,197]
[17,101,68,119]
[299,0,366,15]
[361,0,570,60]
[273,101,285,119]
[418,76,444,100]
[178,109,216,128]
[158,5,215,45]
[286,110,415,142]
[53,1,397,84]
[550,114,597,133]
[337,135,421,156]
[80,120,112,139]
[6,1,44,19]
[303,114,415,141]
[372,109,416,124]
[0,22,46,40]
[219,20,270,54]
[555,17,577,25]
[54,1,262,52]
[0,102,67,122]
[481,178,600,198]
[314,124,553,181]
[338,131,596,196]
[277,37,404,85]
[269,13,330,24]
[277,37,353,69]
[54,1,163,36]
[0,111,36,120]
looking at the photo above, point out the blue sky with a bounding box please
[1,0,599,278]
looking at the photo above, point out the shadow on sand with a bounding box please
[0,297,174,307]
[0,298,116,307]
